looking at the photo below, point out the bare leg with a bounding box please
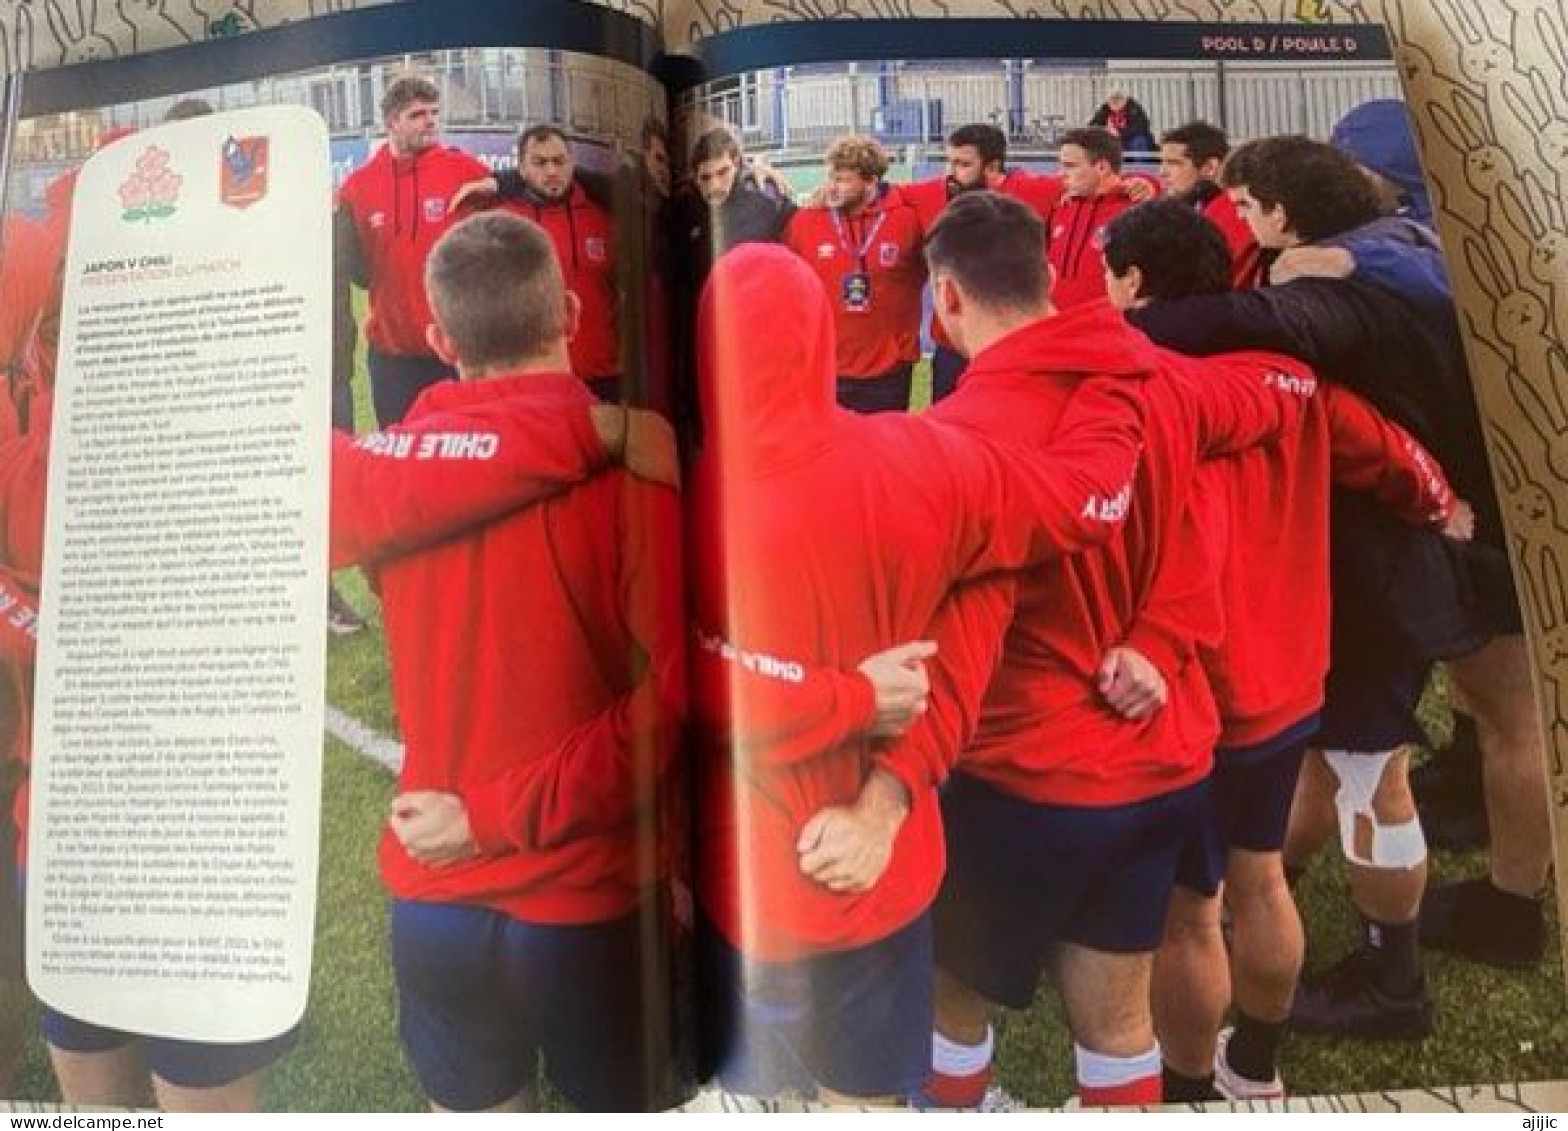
[1448,635,1552,896]
[934,966,994,1046]
[1344,750,1424,925]
[1056,943,1155,1056]
[49,1045,151,1109]
[1283,750,1338,875]
[153,1067,269,1114]
[1228,849,1304,1023]
[1152,886,1227,1077]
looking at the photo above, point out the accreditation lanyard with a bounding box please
[831,205,886,314]
[829,206,887,274]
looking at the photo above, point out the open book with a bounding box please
[1,0,1566,1113]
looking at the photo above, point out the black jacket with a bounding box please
[1129,277,1512,660]
[673,171,795,284]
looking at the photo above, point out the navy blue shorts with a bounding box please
[16,872,295,1088]
[1183,719,1317,888]
[391,899,658,1112]
[698,912,932,1099]
[836,362,914,414]
[1319,641,1431,752]
[934,773,1214,1010]
[40,1008,296,1089]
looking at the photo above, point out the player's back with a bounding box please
[957,350,1226,807]
[374,373,679,925]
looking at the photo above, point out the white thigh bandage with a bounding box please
[1322,749,1427,869]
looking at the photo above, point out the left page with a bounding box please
[0,0,691,1112]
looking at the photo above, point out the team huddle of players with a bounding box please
[0,69,1550,1114]
[686,102,1545,1109]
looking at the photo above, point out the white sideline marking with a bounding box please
[324,704,404,774]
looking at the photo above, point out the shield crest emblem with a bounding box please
[219,135,268,209]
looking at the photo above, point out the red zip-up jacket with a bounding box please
[1046,183,1141,309]
[499,181,620,383]
[693,246,1148,961]
[785,186,926,379]
[897,329,1318,806]
[1196,380,1455,750]
[338,143,490,357]
[6,384,627,871]
[359,374,681,924]
[899,170,1064,354]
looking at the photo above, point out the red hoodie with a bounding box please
[0,217,56,444]
[7,385,632,873]
[338,142,490,357]
[1046,183,1141,309]
[358,374,681,924]
[1197,380,1455,749]
[499,181,620,383]
[0,415,48,865]
[692,246,1148,961]
[785,186,926,379]
[898,326,1319,807]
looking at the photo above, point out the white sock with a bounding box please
[1074,1043,1162,1089]
[933,1026,995,1076]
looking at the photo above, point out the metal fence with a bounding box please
[12,47,662,165]
[686,59,1403,160]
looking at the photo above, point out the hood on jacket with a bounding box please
[1331,99,1432,224]
[363,141,452,238]
[964,298,1160,387]
[696,243,837,479]
[1326,212,1443,255]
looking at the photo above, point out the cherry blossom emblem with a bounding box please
[119,145,183,223]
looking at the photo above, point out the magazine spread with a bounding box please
[2,0,1567,1114]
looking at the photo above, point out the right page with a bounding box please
[669,0,1568,1112]
[0,0,692,1113]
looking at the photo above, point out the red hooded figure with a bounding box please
[690,246,1151,963]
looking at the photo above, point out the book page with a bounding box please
[1,2,690,1111]
[28,105,331,1044]
[669,2,1568,1114]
